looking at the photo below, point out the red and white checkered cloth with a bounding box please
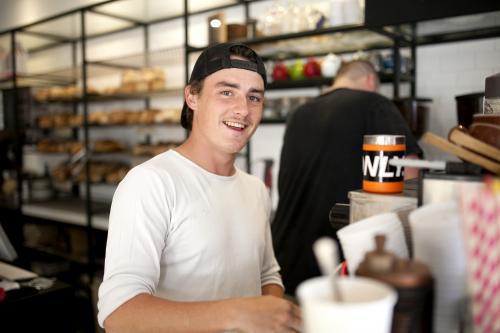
[460,178,500,333]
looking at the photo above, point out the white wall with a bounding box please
[416,37,500,160]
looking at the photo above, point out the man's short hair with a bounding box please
[180,42,267,130]
[335,60,379,86]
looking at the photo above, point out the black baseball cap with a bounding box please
[180,42,267,130]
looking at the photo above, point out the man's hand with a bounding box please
[229,295,302,333]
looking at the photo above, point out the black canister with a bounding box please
[356,235,434,333]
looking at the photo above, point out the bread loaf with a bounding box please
[93,139,126,153]
[154,108,181,123]
[69,114,83,126]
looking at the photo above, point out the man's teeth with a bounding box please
[224,121,245,129]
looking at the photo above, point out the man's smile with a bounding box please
[223,120,247,131]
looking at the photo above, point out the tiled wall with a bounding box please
[416,37,500,160]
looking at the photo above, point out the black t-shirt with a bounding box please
[271,88,422,294]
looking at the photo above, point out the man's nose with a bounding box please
[232,95,249,117]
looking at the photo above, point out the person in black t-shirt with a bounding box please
[271,60,422,295]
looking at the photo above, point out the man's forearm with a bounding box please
[104,290,300,333]
[262,283,284,297]
[104,293,237,333]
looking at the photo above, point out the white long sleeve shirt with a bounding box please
[97,150,283,327]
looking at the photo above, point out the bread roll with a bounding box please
[34,88,50,102]
[53,113,70,127]
[69,114,83,126]
[93,139,126,153]
[154,108,181,123]
[38,115,53,128]
[108,110,129,124]
[52,163,71,182]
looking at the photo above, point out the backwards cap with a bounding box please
[180,42,267,130]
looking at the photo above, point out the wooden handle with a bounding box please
[448,127,500,162]
[422,132,500,174]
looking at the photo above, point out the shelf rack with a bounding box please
[1,0,499,294]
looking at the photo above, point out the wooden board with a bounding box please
[448,127,500,162]
[422,132,500,174]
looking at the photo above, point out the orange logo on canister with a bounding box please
[362,135,406,193]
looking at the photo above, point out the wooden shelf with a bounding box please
[21,198,110,230]
[33,88,183,103]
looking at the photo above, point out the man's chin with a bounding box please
[225,142,247,155]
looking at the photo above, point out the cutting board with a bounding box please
[448,127,500,162]
[422,132,500,174]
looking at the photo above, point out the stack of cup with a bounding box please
[409,201,467,333]
[337,212,409,275]
[297,276,397,333]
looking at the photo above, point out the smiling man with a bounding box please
[97,43,302,333]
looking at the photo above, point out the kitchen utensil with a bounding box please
[356,235,434,333]
[272,60,289,81]
[484,72,500,114]
[207,13,227,45]
[303,57,322,78]
[455,92,484,128]
[393,98,431,140]
[389,158,483,175]
[363,135,406,194]
[473,113,500,125]
[321,53,341,78]
[313,237,343,301]
[389,158,446,170]
[297,276,397,333]
[468,123,500,149]
[421,132,500,174]
[226,23,247,41]
[448,126,500,160]
[289,60,305,80]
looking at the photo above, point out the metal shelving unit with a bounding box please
[1,3,500,323]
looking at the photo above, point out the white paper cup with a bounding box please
[297,276,397,333]
[337,212,409,274]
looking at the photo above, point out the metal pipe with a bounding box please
[392,38,401,99]
[184,0,189,85]
[144,24,151,109]
[89,8,144,25]
[80,9,95,282]
[410,23,417,98]
[10,31,24,209]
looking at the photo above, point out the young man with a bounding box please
[98,43,301,332]
[272,60,422,295]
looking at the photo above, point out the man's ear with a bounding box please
[185,85,198,111]
[366,74,378,92]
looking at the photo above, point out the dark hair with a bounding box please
[182,80,203,130]
[181,43,266,130]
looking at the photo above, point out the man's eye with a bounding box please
[221,90,232,96]
[249,95,261,103]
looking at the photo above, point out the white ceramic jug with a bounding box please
[321,53,341,78]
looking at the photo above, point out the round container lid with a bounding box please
[364,135,405,145]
